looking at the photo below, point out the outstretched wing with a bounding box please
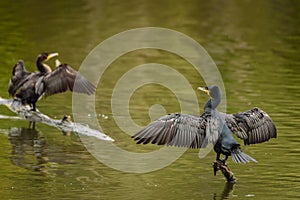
[132,113,212,148]
[225,107,277,145]
[8,60,32,96]
[43,64,96,96]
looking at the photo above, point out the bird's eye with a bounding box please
[205,86,208,90]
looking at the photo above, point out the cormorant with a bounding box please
[132,86,277,177]
[8,52,96,111]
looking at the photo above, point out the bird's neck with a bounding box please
[204,97,221,113]
[37,61,52,73]
[211,96,221,109]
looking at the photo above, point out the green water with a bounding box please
[0,0,299,199]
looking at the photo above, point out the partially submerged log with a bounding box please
[0,97,114,142]
[213,160,236,183]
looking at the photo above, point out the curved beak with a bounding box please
[197,86,210,96]
[46,52,59,61]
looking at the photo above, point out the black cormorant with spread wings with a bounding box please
[132,85,276,179]
[8,52,96,111]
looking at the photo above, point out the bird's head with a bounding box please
[198,85,221,110]
[37,52,59,63]
[36,52,59,73]
[197,85,220,99]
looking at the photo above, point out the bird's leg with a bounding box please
[28,103,36,129]
[213,154,229,176]
[220,155,228,164]
[216,153,221,161]
[213,160,236,183]
[31,103,36,111]
[216,154,228,164]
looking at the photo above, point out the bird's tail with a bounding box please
[231,148,257,163]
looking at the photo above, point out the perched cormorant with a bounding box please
[8,52,96,111]
[132,86,277,177]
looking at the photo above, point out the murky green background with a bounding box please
[0,0,299,199]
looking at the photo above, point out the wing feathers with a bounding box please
[132,113,207,148]
[43,64,96,96]
[8,60,32,96]
[226,107,277,145]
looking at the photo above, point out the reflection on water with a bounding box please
[214,183,235,200]
[8,127,48,171]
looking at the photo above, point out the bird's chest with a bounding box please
[213,124,237,154]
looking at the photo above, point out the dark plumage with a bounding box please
[8,52,96,111]
[132,85,277,165]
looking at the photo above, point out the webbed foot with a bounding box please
[213,160,236,183]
